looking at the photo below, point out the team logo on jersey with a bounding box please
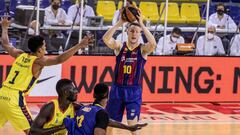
[82,107,92,112]
[121,56,126,61]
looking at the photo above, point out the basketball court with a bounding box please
[1,103,240,135]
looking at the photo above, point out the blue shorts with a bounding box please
[106,83,142,122]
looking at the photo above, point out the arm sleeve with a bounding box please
[95,110,109,130]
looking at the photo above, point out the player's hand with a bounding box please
[1,17,10,30]
[127,123,148,131]
[136,10,144,26]
[78,34,94,48]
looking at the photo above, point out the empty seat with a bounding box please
[40,0,50,8]
[181,3,205,24]
[139,2,159,23]
[61,0,72,12]
[212,0,230,2]
[232,0,240,3]
[118,1,137,9]
[0,0,6,16]
[171,0,191,2]
[192,0,207,2]
[9,0,29,17]
[229,5,240,24]
[96,1,116,22]
[201,4,215,19]
[160,2,185,24]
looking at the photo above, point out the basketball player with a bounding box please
[30,79,79,135]
[63,83,147,135]
[30,80,147,135]
[0,17,93,134]
[102,11,156,135]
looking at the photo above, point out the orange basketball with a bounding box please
[121,6,140,23]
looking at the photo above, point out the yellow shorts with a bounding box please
[0,87,33,131]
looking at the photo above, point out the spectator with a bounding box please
[195,25,225,56]
[44,0,72,26]
[67,0,95,26]
[209,3,237,30]
[155,27,185,55]
[44,0,72,52]
[229,32,240,56]
[112,0,133,26]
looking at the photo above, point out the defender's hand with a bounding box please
[127,123,148,131]
[1,17,10,29]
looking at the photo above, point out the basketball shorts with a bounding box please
[106,83,142,122]
[0,87,33,131]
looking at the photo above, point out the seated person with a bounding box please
[229,33,240,56]
[67,0,95,26]
[209,3,237,30]
[195,26,225,56]
[155,27,185,55]
[44,0,72,52]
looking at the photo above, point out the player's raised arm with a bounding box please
[36,35,93,66]
[108,119,148,132]
[1,17,24,58]
[102,18,123,51]
[137,13,156,55]
[29,103,65,135]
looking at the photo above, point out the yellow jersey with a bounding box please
[2,53,38,94]
[43,99,75,135]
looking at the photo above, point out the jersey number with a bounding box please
[77,115,85,127]
[9,71,19,84]
[123,65,132,74]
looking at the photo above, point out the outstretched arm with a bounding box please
[30,102,65,135]
[35,35,93,66]
[1,17,24,58]
[108,119,147,132]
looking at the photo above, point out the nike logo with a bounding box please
[37,76,55,84]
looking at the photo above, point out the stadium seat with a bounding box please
[61,0,72,12]
[229,5,240,24]
[171,0,191,2]
[192,0,207,2]
[118,1,137,9]
[0,0,6,16]
[201,4,215,19]
[9,0,29,17]
[40,0,50,8]
[96,1,116,22]
[139,2,159,23]
[232,0,240,3]
[181,3,205,24]
[212,0,230,2]
[160,3,185,24]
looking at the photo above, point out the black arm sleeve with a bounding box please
[95,110,109,130]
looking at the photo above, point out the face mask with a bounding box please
[28,28,35,35]
[52,4,60,10]
[217,9,224,15]
[207,33,214,40]
[171,36,178,43]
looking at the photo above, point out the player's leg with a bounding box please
[0,91,8,128]
[106,84,125,135]
[8,92,33,134]
[125,87,142,135]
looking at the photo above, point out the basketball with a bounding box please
[121,6,140,23]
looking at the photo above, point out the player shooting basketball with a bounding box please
[0,17,93,134]
[103,6,156,135]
